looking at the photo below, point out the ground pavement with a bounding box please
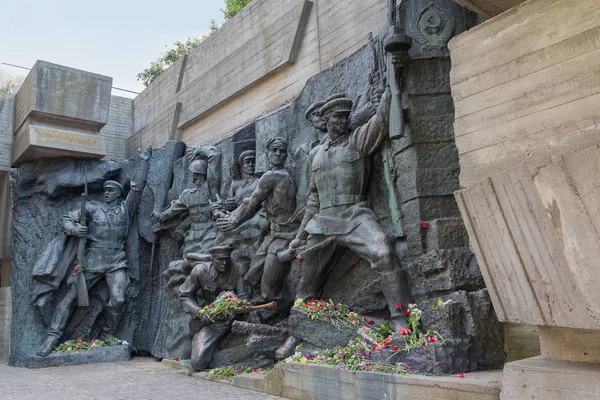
[0,358,287,400]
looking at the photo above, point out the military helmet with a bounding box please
[189,159,208,175]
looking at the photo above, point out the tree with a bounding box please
[223,0,252,20]
[137,0,252,87]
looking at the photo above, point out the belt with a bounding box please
[89,242,124,250]
[270,221,296,233]
[320,195,366,209]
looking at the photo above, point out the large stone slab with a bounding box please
[17,344,132,369]
[12,61,112,166]
[456,147,600,329]
[450,0,600,188]
[233,363,502,400]
[501,357,600,400]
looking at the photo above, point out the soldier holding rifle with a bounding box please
[36,146,152,356]
[179,245,263,371]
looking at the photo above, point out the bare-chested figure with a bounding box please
[217,137,297,301]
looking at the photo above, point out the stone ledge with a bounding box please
[501,356,600,400]
[231,363,502,400]
[15,344,132,369]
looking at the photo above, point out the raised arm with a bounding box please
[349,87,391,156]
[125,146,152,215]
[218,173,274,231]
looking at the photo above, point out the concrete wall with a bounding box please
[130,0,388,152]
[0,93,14,172]
[0,287,11,363]
[100,96,134,161]
[451,0,600,329]
[450,0,600,188]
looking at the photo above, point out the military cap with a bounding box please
[320,97,354,116]
[189,159,208,175]
[103,180,124,194]
[208,245,234,258]
[325,93,346,102]
[304,101,325,120]
[266,137,288,150]
[238,150,256,165]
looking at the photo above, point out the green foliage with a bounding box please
[137,37,204,87]
[0,79,13,95]
[222,0,252,20]
[53,338,124,353]
[209,365,267,378]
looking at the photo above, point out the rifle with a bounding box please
[190,301,278,335]
[75,163,89,307]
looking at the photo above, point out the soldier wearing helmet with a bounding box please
[156,157,220,258]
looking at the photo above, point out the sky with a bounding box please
[0,0,226,98]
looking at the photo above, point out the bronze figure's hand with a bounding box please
[216,216,236,232]
[74,225,88,238]
[225,198,238,211]
[289,238,305,250]
[139,145,153,161]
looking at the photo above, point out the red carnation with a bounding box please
[396,303,402,309]
[403,310,411,316]
[457,372,464,378]
[421,221,428,229]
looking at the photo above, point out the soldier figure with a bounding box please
[36,147,152,356]
[157,159,220,260]
[290,88,411,337]
[218,137,297,301]
[226,150,259,210]
[179,245,247,371]
[293,101,327,207]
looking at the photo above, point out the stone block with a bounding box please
[538,326,600,364]
[15,344,132,369]
[450,0,600,187]
[456,153,600,329]
[12,60,113,166]
[397,167,460,201]
[286,307,357,349]
[233,363,502,400]
[501,356,600,400]
[424,218,469,251]
[408,249,484,298]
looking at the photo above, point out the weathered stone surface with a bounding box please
[501,356,600,400]
[17,344,132,369]
[12,61,113,166]
[234,363,502,400]
[286,307,357,349]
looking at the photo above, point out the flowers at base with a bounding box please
[394,303,444,350]
[432,298,452,309]
[53,337,124,353]
[286,302,445,376]
[294,298,365,330]
[196,291,251,321]
[421,221,428,229]
[457,372,465,378]
[288,330,409,375]
[208,365,268,378]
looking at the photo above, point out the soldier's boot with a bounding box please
[36,289,78,356]
[36,334,61,356]
[101,309,121,341]
[379,269,412,346]
[275,336,302,360]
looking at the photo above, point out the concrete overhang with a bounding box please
[452,0,526,19]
